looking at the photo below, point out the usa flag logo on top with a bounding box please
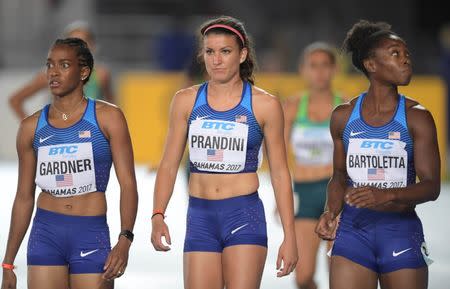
[79,130,91,138]
[388,131,400,140]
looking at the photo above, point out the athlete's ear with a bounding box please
[80,66,90,81]
[363,58,376,74]
[239,47,248,64]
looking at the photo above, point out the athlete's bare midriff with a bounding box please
[189,172,259,199]
[37,191,107,216]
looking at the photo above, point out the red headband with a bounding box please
[203,24,245,46]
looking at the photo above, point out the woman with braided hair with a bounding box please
[1,38,137,289]
[315,20,439,289]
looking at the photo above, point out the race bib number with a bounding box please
[36,142,97,197]
[189,119,248,173]
[346,138,407,189]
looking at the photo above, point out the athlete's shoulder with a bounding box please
[332,96,356,117]
[252,85,280,107]
[94,99,121,114]
[330,96,358,131]
[170,84,201,111]
[174,84,201,99]
[403,96,421,110]
[93,100,128,129]
[403,96,435,124]
[19,109,41,140]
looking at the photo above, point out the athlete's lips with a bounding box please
[49,79,61,88]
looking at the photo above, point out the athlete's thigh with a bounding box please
[380,267,428,289]
[70,273,114,289]
[330,256,378,289]
[184,252,223,289]
[223,245,267,289]
[295,219,321,278]
[28,265,69,289]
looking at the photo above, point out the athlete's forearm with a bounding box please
[2,195,35,264]
[152,165,178,213]
[271,170,295,236]
[325,172,346,217]
[387,180,440,205]
[8,97,27,120]
[119,186,138,232]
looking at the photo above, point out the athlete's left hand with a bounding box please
[102,237,131,281]
[345,186,391,208]
[276,235,298,277]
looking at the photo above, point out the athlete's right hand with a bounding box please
[315,211,338,241]
[1,269,17,289]
[151,216,172,251]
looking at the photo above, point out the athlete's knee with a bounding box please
[295,278,317,289]
[295,271,316,289]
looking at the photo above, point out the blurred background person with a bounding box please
[283,42,343,289]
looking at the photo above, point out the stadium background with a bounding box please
[0,0,449,288]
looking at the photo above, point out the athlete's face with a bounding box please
[300,51,336,91]
[203,33,247,83]
[46,44,89,97]
[364,36,412,86]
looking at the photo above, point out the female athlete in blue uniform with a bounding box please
[151,16,298,289]
[9,21,115,120]
[1,38,138,289]
[284,42,342,289]
[315,20,439,289]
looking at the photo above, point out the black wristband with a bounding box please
[119,230,134,242]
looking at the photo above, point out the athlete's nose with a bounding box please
[213,53,222,65]
[48,66,59,77]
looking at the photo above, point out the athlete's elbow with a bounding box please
[430,187,440,201]
[8,96,18,109]
[428,182,440,201]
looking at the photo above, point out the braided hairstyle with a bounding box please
[198,16,257,85]
[53,38,94,84]
[343,20,404,76]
